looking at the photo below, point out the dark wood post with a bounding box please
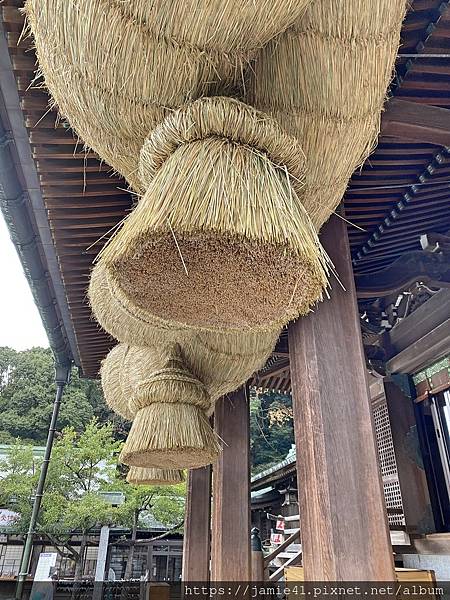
[182,466,212,581]
[384,380,434,533]
[211,388,251,581]
[288,214,395,580]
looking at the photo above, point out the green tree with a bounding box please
[0,420,186,581]
[0,346,125,443]
[0,442,40,526]
[250,390,294,474]
[116,481,185,579]
[0,420,121,579]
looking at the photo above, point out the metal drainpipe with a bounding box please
[0,118,72,367]
[15,363,71,600]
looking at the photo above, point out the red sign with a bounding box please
[270,532,283,545]
[276,517,285,531]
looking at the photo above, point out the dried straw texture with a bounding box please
[126,467,185,486]
[247,0,407,229]
[113,1,313,52]
[89,262,279,400]
[99,97,328,330]
[101,344,218,472]
[25,0,311,191]
[100,344,134,421]
[110,343,220,469]
[121,403,219,469]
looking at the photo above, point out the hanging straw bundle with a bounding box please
[247,0,407,230]
[100,344,134,421]
[101,345,200,475]
[25,0,313,191]
[112,343,219,469]
[126,467,185,486]
[90,261,279,399]
[97,96,328,330]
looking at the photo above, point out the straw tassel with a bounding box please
[126,467,185,486]
[118,344,220,469]
[25,0,312,191]
[90,266,280,404]
[98,97,329,331]
[121,402,219,469]
[100,344,133,421]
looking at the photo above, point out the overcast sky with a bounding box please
[0,214,49,350]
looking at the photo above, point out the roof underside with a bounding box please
[1,0,450,377]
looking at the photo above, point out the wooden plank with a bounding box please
[2,5,25,25]
[35,159,110,173]
[182,466,212,582]
[288,214,395,581]
[387,319,450,374]
[384,381,433,532]
[285,566,436,583]
[211,388,251,581]
[382,98,450,145]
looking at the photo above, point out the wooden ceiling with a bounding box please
[1,0,450,378]
[346,0,450,273]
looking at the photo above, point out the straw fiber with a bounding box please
[120,402,219,469]
[247,0,407,229]
[126,467,185,486]
[101,344,219,468]
[25,0,311,191]
[109,343,219,469]
[99,344,134,421]
[99,97,328,330]
[90,262,279,400]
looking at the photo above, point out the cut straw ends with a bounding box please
[126,467,185,486]
[120,402,220,469]
[99,97,329,330]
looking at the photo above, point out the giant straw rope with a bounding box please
[26,0,407,477]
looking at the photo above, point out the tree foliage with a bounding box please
[250,390,294,474]
[0,420,186,577]
[0,346,126,443]
[116,482,186,532]
[0,421,120,537]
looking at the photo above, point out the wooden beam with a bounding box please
[355,250,450,298]
[382,98,450,146]
[288,214,395,580]
[387,319,450,375]
[383,380,433,532]
[182,466,212,582]
[211,388,251,581]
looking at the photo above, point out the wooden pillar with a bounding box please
[146,543,154,580]
[211,388,251,581]
[384,379,434,533]
[182,466,212,582]
[288,214,395,581]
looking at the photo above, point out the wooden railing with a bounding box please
[263,528,301,581]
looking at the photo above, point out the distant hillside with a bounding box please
[0,346,128,444]
[0,346,293,470]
